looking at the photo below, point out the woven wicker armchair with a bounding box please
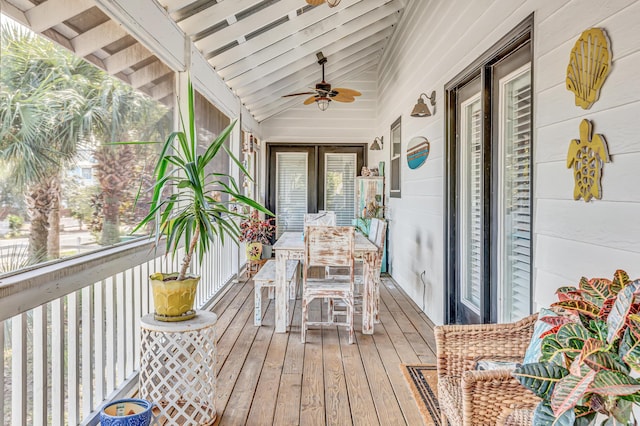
[435,314,540,426]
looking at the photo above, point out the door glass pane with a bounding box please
[498,66,532,322]
[460,94,482,313]
[324,153,356,225]
[276,152,307,237]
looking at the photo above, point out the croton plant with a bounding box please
[513,270,640,425]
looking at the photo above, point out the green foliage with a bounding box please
[133,79,270,280]
[514,270,640,425]
[7,214,23,237]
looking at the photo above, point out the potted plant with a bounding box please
[133,79,269,321]
[238,209,275,261]
[513,270,640,425]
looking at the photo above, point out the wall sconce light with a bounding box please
[370,136,383,150]
[411,91,436,117]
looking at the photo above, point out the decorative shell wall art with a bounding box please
[566,28,612,109]
[567,119,610,202]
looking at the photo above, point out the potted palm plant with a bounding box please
[134,79,269,321]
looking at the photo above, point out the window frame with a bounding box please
[389,117,402,198]
[444,14,534,325]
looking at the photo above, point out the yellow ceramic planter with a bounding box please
[150,273,200,321]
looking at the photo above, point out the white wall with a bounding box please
[374,0,640,324]
[261,70,378,143]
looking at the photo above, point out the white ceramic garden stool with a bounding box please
[139,311,217,425]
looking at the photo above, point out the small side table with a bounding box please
[139,311,217,425]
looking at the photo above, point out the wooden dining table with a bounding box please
[272,231,379,334]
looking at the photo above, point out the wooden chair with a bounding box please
[301,226,355,344]
[434,314,540,426]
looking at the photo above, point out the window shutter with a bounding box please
[276,152,308,238]
[460,96,483,313]
[324,153,356,226]
[499,67,532,322]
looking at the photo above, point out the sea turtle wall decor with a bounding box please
[566,28,612,109]
[567,119,610,202]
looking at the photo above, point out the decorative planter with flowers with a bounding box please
[239,210,275,261]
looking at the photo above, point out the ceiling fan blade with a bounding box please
[331,94,356,103]
[282,91,317,98]
[306,0,325,5]
[303,95,318,105]
[333,88,361,97]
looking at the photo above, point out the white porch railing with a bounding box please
[0,236,239,425]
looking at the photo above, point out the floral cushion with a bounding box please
[523,307,557,364]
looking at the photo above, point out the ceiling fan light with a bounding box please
[317,97,330,111]
[326,0,341,7]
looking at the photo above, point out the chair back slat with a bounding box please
[304,226,354,268]
[371,218,387,255]
[304,212,336,227]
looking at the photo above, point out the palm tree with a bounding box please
[0,22,94,262]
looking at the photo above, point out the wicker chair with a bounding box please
[434,314,540,426]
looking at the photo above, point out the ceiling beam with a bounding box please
[255,58,379,122]
[225,1,400,90]
[210,0,358,71]
[196,0,302,53]
[251,57,379,121]
[71,20,127,57]
[26,0,94,33]
[129,60,171,88]
[151,79,174,100]
[160,0,200,15]
[217,0,388,78]
[104,43,153,74]
[0,0,30,27]
[247,43,385,112]
[243,30,391,106]
[177,0,264,36]
[231,12,398,95]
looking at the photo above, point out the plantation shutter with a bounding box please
[498,66,532,322]
[460,95,483,314]
[275,152,308,238]
[324,153,356,226]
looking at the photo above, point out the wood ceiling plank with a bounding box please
[26,0,94,33]
[251,57,379,121]
[178,0,264,35]
[160,0,200,15]
[210,0,359,70]
[247,43,384,113]
[243,32,390,107]
[217,0,389,77]
[151,79,174,100]
[196,0,303,53]
[229,8,399,94]
[104,43,153,74]
[71,20,127,57]
[0,0,30,27]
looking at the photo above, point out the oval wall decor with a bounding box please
[407,136,430,169]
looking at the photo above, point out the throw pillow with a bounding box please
[523,307,557,364]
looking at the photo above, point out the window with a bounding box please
[324,153,356,225]
[275,152,308,237]
[390,117,402,198]
[445,16,533,324]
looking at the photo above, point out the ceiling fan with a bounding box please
[305,0,342,7]
[282,52,361,111]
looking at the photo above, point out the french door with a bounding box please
[446,16,533,325]
[267,145,365,237]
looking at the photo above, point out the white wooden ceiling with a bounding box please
[1,0,405,122]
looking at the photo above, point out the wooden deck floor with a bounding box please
[208,273,437,426]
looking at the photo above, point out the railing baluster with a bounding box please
[82,286,94,419]
[125,269,134,376]
[11,313,26,426]
[33,305,47,425]
[133,265,142,370]
[94,280,105,404]
[0,319,4,422]
[68,291,80,425]
[105,276,116,394]
[116,272,125,384]
[51,299,64,426]
[142,261,149,315]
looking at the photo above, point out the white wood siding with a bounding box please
[371,0,640,324]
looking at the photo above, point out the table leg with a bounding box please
[275,251,289,333]
[362,253,376,335]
